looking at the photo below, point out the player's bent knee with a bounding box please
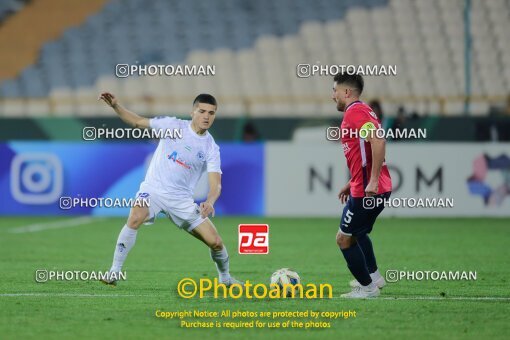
[336,233,354,250]
[127,217,144,229]
[210,236,223,251]
[127,207,149,229]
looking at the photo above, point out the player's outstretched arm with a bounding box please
[200,172,222,218]
[99,92,150,129]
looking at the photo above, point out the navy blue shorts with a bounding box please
[339,192,391,237]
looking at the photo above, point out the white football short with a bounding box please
[135,182,205,232]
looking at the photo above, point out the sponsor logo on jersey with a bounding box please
[168,151,191,169]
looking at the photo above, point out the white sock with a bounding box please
[365,281,377,290]
[210,247,230,282]
[370,270,382,280]
[110,225,138,273]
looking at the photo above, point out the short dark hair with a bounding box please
[333,73,364,95]
[193,94,217,108]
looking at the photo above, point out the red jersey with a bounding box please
[340,101,392,197]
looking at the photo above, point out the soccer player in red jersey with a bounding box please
[332,73,392,298]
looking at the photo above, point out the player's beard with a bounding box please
[336,100,346,112]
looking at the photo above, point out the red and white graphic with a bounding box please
[238,224,269,254]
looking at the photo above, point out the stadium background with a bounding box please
[1,0,509,217]
[1,0,509,339]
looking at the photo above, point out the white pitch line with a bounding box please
[0,293,153,297]
[1,293,509,301]
[8,217,102,234]
[334,296,510,301]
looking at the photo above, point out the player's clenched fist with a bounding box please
[200,202,215,218]
[99,92,118,107]
[338,182,351,204]
[364,181,378,197]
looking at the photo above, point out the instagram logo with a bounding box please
[362,197,376,209]
[10,153,63,204]
[59,197,73,210]
[326,127,341,141]
[82,127,96,140]
[385,270,399,283]
[296,64,311,78]
[35,270,49,283]
[115,64,130,78]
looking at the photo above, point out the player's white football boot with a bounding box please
[99,277,117,287]
[349,275,386,289]
[340,284,380,299]
[220,276,245,287]
[99,271,120,286]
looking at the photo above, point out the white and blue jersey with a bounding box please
[136,116,221,231]
[143,116,221,199]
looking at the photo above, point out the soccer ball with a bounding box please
[270,268,301,297]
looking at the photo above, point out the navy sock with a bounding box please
[357,234,378,274]
[341,244,372,286]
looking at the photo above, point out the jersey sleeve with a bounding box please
[149,116,178,134]
[206,142,222,174]
[351,108,381,139]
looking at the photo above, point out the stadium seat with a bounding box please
[1,0,509,117]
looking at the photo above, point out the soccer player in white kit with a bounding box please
[98,92,243,286]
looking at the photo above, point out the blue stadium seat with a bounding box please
[0,79,21,97]
[2,0,367,97]
[0,0,27,22]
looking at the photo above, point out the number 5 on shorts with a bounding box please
[344,210,353,224]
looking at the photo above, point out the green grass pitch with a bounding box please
[1,216,509,339]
